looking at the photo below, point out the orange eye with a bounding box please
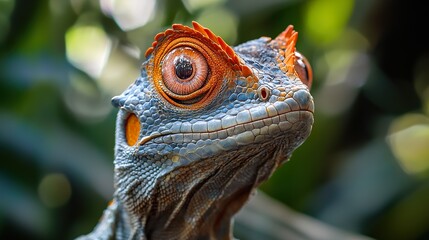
[152,41,231,108]
[294,51,313,89]
[125,113,140,146]
[147,22,248,110]
[161,47,208,95]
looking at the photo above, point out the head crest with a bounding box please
[269,25,298,74]
[145,21,252,77]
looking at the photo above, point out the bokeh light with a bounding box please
[38,173,72,208]
[65,24,112,79]
[388,114,429,176]
[100,0,156,31]
[304,0,354,46]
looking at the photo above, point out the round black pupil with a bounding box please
[174,57,193,80]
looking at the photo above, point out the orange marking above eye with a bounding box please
[125,113,140,146]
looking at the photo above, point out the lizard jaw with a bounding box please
[138,110,313,146]
[135,88,314,148]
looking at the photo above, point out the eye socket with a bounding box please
[161,47,209,96]
[294,51,313,89]
[150,27,239,110]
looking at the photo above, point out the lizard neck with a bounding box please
[114,141,289,240]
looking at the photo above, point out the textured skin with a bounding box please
[77,22,314,240]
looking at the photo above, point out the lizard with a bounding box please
[76,21,314,240]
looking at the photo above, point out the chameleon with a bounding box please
[77,21,314,240]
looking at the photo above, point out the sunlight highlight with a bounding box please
[388,114,429,176]
[38,173,72,208]
[100,0,156,31]
[65,25,112,78]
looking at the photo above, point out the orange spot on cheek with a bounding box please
[125,114,140,146]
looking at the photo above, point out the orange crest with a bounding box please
[270,25,298,74]
[268,25,312,88]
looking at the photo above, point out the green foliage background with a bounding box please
[1,0,429,239]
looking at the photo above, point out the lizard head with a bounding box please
[110,21,313,239]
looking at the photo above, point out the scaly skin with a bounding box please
[77,22,314,240]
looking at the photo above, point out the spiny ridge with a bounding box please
[145,21,253,77]
[270,25,298,73]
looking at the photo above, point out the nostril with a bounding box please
[258,86,270,101]
[111,96,125,108]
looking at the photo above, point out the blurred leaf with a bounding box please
[371,181,429,240]
[0,173,49,237]
[309,138,414,232]
[235,192,373,240]
[0,112,114,199]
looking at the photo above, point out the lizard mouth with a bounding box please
[137,96,313,147]
[139,110,313,146]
